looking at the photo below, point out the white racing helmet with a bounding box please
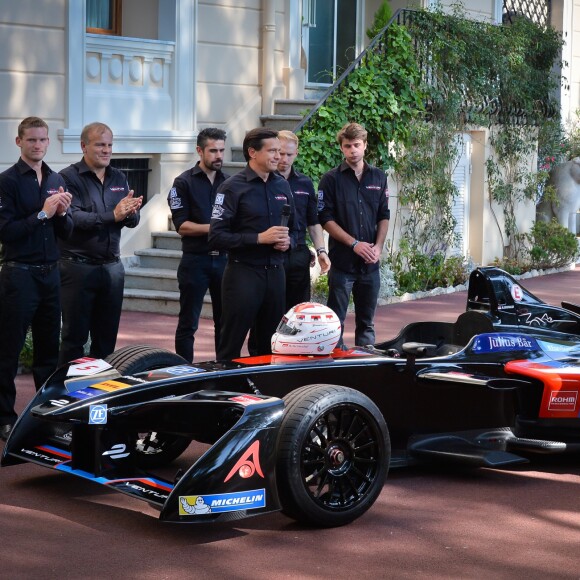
[271,302,341,355]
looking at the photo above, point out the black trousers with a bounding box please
[0,264,61,425]
[284,244,312,310]
[175,253,226,363]
[217,261,285,361]
[58,260,125,366]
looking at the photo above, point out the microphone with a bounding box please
[280,203,291,227]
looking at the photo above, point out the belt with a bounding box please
[232,260,281,270]
[4,261,57,272]
[60,256,120,266]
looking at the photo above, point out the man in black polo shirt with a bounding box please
[0,116,73,440]
[58,122,142,365]
[209,127,292,360]
[168,128,229,362]
[318,122,390,348]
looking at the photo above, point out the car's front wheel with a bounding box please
[104,345,192,468]
[276,384,390,527]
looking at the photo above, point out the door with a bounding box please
[302,0,360,86]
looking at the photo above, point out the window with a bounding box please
[86,0,122,35]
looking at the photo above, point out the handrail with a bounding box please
[294,8,417,134]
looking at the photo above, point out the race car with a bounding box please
[2,267,580,528]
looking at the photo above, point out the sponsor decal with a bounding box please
[229,395,263,405]
[21,447,67,464]
[179,489,266,515]
[46,188,59,195]
[91,379,133,392]
[109,187,125,192]
[102,443,130,459]
[472,333,536,353]
[365,185,382,190]
[169,197,182,210]
[294,190,310,196]
[89,404,107,424]
[519,312,555,327]
[317,190,324,211]
[49,399,70,408]
[162,365,205,376]
[224,440,264,482]
[214,193,224,205]
[67,358,113,377]
[123,482,169,501]
[211,205,224,220]
[274,195,287,201]
[548,390,578,412]
[511,283,523,301]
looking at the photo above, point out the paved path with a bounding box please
[2,269,579,579]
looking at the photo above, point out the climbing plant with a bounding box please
[297,4,565,292]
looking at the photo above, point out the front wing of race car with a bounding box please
[2,376,285,523]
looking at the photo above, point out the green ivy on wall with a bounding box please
[297,5,565,291]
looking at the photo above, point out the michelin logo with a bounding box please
[179,489,266,516]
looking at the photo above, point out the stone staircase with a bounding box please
[122,97,318,316]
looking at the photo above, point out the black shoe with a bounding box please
[0,424,13,441]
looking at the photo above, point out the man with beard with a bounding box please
[168,128,229,362]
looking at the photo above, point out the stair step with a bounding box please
[134,248,181,270]
[273,99,317,115]
[222,160,246,175]
[125,266,178,292]
[260,114,303,132]
[231,146,245,163]
[152,231,182,251]
[123,288,214,318]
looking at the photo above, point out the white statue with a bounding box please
[537,157,580,229]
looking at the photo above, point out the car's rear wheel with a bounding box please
[104,345,192,468]
[276,384,390,527]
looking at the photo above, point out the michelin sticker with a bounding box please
[179,489,266,515]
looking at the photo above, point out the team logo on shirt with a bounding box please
[294,190,310,196]
[317,190,324,211]
[110,187,125,192]
[211,206,224,219]
[365,185,382,190]
[168,187,182,210]
[211,193,225,220]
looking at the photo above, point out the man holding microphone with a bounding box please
[209,128,293,360]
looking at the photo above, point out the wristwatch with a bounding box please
[37,210,48,221]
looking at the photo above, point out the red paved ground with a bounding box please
[2,269,579,579]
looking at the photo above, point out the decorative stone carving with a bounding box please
[537,157,580,229]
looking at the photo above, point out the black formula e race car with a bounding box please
[3,267,580,527]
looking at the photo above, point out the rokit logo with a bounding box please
[102,443,130,460]
[548,391,578,412]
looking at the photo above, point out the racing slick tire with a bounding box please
[276,384,390,527]
[104,345,192,468]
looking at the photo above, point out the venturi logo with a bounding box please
[102,443,130,459]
